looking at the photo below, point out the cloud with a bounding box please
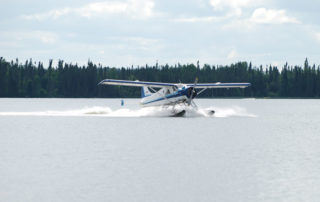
[175,16,227,23]
[198,0,254,24]
[207,0,300,27]
[227,49,238,59]
[250,8,300,24]
[23,8,71,20]
[209,0,252,10]
[23,0,155,21]
[0,31,59,45]
[174,6,242,23]
[315,32,320,42]
[109,36,164,52]
[77,1,129,18]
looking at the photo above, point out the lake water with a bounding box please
[1,98,320,202]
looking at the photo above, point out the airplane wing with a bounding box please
[99,79,251,88]
[187,83,251,88]
[98,79,176,88]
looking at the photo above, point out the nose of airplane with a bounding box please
[186,87,197,99]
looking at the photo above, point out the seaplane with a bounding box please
[98,79,251,117]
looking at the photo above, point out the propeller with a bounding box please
[187,77,198,107]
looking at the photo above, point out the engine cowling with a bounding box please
[187,87,197,99]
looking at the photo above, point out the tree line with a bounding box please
[0,57,320,98]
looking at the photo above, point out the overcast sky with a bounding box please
[1,0,320,67]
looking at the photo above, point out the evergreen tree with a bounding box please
[0,57,319,98]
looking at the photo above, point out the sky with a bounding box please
[1,0,320,67]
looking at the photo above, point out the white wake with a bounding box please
[0,105,256,118]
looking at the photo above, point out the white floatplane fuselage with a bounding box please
[140,85,193,107]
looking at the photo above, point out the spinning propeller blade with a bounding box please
[187,77,198,106]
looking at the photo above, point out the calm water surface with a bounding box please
[0,98,320,202]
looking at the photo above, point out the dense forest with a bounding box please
[0,57,320,98]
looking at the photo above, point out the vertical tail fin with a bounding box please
[141,86,152,98]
